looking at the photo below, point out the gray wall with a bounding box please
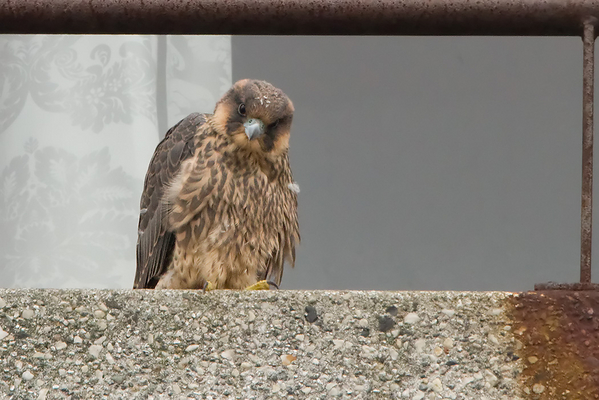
[233,36,593,291]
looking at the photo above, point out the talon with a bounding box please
[244,280,271,291]
[203,281,215,293]
[266,280,279,290]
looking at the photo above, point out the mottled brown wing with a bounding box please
[134,113,206,289]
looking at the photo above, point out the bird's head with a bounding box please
[213,79,294,157]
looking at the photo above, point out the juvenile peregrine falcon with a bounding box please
[134,79,299,290]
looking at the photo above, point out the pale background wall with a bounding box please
[0,35,231,288]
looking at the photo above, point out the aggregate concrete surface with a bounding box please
[0,290,523,399]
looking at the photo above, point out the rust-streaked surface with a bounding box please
[509,291,599,399]
[2,0,599,35]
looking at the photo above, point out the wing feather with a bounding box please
[259,169,300,287]
[134,113,206,289]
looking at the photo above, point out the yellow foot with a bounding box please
[202,281,216,292]
[244,280,272,291]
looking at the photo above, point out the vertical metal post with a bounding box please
[536,20,599,291]
[581,18,596,284]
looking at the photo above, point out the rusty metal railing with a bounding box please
[1,0,599,290]
[0,0,599,36]
[535,17,599,291]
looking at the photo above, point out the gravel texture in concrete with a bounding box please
[0,289,522,399]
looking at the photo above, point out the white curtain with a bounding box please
[0,35,232,288]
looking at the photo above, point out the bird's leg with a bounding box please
[244,280,279,291]
[202,281,216,292]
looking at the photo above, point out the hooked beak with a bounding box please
[244,118,265,140]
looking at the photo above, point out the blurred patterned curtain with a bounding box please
[0,35,232,289]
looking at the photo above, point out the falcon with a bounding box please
[134,79,299,290]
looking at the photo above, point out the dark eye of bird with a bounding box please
[238,103,246,116]
[270,119,279,129]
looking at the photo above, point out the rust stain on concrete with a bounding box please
[508,291,599,399]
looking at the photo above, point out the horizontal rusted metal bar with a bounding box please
[535,282,599,291]
[2,0,599,35]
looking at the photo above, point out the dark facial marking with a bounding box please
[261,135,275,152]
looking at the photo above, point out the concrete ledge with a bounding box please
[0,289,589,399]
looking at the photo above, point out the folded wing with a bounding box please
[134,113,205,289]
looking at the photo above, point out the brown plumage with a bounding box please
[134,79,299,289]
